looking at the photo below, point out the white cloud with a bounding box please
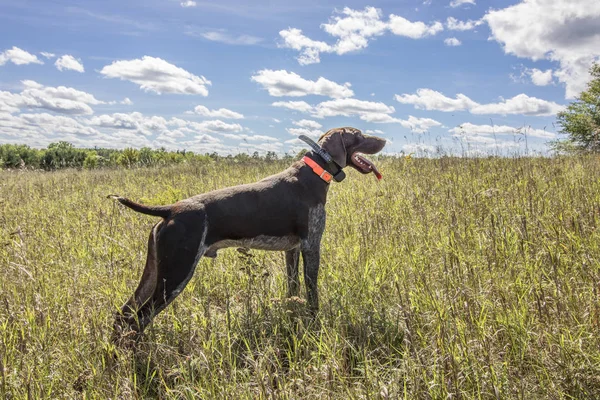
[220,133,279,142]
[358,113,403,124]
[188,119,243,133]
[0,80,104,115]
[395,88,478,112]
[88,112,172,136]
[483,0,600,99]
[199,31,262,45]
[366,129,384,135]
[450,0,475,7]
[293,119,322,129]
[402,143,436,154]
[450,122,555,139]
[0,108,256,151]
[12,113,99,136]
[285,138,305,145]
[286,127,322,138]
[167,117,188,128]
[251,69,353,98]
[108,97,135,106]
[0,46,44,66]
[191,105,244,119]
[470,94,563,116]
[100,56,211,95]
[192,134,221,144]
[312,98,396,119]
[272,101,314,113]
[174,139,230,154]
[238,141,284,154]
[40,52,55,59]
[444,37,461,46]
[279,7,443,65]
[0,112,130,151]
[275,97,441,129]
[180,1,196,7]
[388,15,443,39]
[399,115,442,133]
[395,88,563,116]
[55,55,85,72]
[446,17,481,31]
[279,28,333,65]
[529,68,554,86]
[450,136,525,157]
[86,112,243,139]
[321,7,389,54]
[88,113,141,130]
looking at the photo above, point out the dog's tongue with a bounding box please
[372,165,382,180]
[359,155,382,180]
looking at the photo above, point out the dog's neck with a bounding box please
[304,150,338,180]
[292,151,337,204]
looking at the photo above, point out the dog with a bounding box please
[109,127,386,339]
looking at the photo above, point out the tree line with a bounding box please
[0,141,287,171]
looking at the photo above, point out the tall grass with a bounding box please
[1,156,600,399]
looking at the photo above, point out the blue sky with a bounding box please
[1,0,599,156]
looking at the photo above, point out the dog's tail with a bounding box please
[107,195,171,218]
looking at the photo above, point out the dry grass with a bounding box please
[2,155,600,399]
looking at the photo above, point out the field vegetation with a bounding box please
[1,155,600,398]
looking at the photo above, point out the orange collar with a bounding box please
[303,156,333,183]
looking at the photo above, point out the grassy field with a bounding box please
[2,155,600,399]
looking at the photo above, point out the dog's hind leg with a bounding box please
[115,211,207,339]
[113,223,160,338]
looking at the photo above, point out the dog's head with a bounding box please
[318,127,386,179]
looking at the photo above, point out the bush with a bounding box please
[83,151,99,169]
[40,142,87,170]
[117,148,140,168]
[0,144,41,169]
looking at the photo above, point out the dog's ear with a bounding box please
[319,128,347,167]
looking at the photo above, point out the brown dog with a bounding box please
[110,127,386,339]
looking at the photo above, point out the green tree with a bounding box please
[18,145,41,168]
[41,142,86,170]
[0,144,41,169]
[555,63,600,152]
[138,147,156,166]
[83,151,99,169]
[0,144,22,168]
[117,148,140,167]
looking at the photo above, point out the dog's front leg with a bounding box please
[301,244,320,313]
[285,248,300,298]
[302,205,326,314]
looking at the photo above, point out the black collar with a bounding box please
[299,135,346,182]
[304,151,346,182]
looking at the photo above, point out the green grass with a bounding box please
[2,156,600,399]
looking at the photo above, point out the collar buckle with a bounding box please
[320,170,333,181]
